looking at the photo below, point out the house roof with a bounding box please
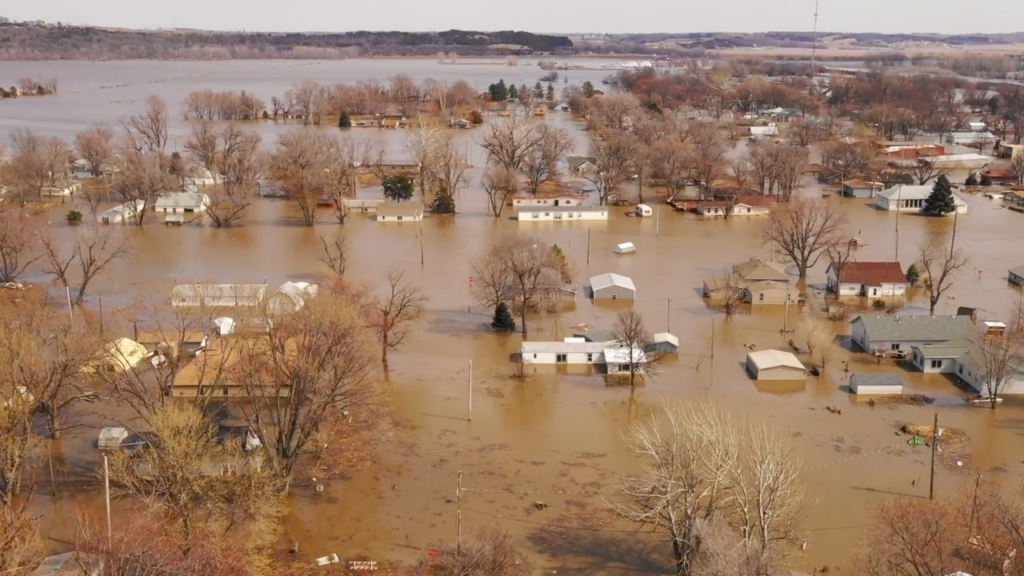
[852,315,976,343]
[733,257,789,282]
[521,340,608,354]
[876,185,968,206]
[603,346,648,364]
[983,167,1014,178]
[572,329,616,343]
[652,332,679,346]
[747,349,805,371]
[744,280,790,292]
[519,206,606,213]
[590,272,635,292]
[912,343,971,359]
[1010,265,1024,277]
[842,179,882,189]
[377,202,423,218]
[849,373,904,386]
[834,262,907,285]
[155,191,209,209]
[170,283,267,306]
[567,156,596,168]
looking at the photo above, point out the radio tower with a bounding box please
[810,0,820,80]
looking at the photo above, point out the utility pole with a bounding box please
[467,360,473,422]
[950,207,959,253]
[929,412,939,500]
[586,229,591,265]
[894,185,901,261]
[781,283,794,334]
[104,454,112,541]
[66,287,74,327]
[710,318,715,359]
[456,470,463,547]
[655,205,660,237]
[666,298,672,333]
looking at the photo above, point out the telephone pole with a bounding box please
[456,470,463,547]
[929,412,939,500]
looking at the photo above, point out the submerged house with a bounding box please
[518,206,608,222]
[874,185,968,214]
[511,195,583,208]
[746,349,806,381]
[170,283,267,308]
[703,257,794,305]
[97,200,146,224]
[376,202,423,222]
[850,314,976,354]
[826,262,909,298]
[841,179,883,198]
[590,273,636,300]
[154,191,211,213]
[519,338,649,375]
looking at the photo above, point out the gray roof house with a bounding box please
[170,283,267,308]
[1009,265,1024,286]
[154,191,211,213]
[850,315,976,353]
[590,273,636,300]
[733,258,789,283]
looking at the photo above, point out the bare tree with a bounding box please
[426,135,466,214]
[918,242,969,315]
[268,130,360,226]
[762,199,848,278]
[481,165,521,218]
[798,318,838,369]
[612,309,653,391]
[74,125,115,177]
[970,332,1024,408]
[585,132,639,205]
[690,122,727,199]
[651,140,691,202]
[1010,153,1024,186]
[0,205,39,283]
[39,226,130,305]
[417,527,530,576]
[0,493,45,574]
[5,129,60,203]
[472,233,568,336]
[108,151,174,225]
[909,158,950,186]
[372,270,426,376]
[521,124,573,194]
[234,286,381,487]
[122,95,169,154]
[612,400,806,576]
[825,238,857,298]
[209,125,262,227]
[406,121,447,197]
[819,139,876,184]
[184,121,219,173]
[770,145,809,202]
[480,116,546,172]
[319,233,349,277]
[704,272,747,316]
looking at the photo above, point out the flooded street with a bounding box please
[5,59,1024,573]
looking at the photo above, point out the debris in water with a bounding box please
[534,501,549,510]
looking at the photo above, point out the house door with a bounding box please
[554,199,560,207]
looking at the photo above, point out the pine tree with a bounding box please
[582,81,595,98]
[431,193,456,214]
[381,175,414,202]
[923,174,956,215]
[533,82,544,99]
[545,84,555,106]
[965,173,978,186]
[508,84,518,99]
[339,111,352,128]
[496,79,508,101]
[906,264,920,287]
[491,302,516,332]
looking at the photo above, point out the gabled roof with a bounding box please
[1010,265,1024,277]
[590,272,635,292]
[833,262,907,285]
[377,202,423,217]
[568,156,596,168]
[733,258,788,283]
[842,179,882,189]
[876,185,968,206]
[154,191,210,209]
[852,315,976,343]
[747,349,805,371]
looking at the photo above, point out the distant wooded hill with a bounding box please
[0,20,574,60]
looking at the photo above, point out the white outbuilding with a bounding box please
[590,273,636,300]
[745,349,806,381]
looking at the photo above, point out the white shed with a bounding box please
[98,426,129,449]
[849,373,904,395]
[590,273,636,300]
[745,349,806,381]
[615,242,636,254]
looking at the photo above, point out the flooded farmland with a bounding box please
[5,58,1024,574]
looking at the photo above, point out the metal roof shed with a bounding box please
[746,349,806,381]
[849,373,904,395]
[590,273,636,300]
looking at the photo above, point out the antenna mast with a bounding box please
[810,0,820,80]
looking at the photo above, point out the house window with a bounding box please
[959,365,963,375]
[532,213,539,219]
[556,354,567,363]
[931,360,943,369]
[586,353,593,362]
[532,354,537,359]
[758,293,764,302]
[544,213,550,217]
[891,343,901,351]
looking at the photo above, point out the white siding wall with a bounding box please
[522,351,601,365]
[520,210,608,222]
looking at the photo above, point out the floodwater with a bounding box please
[6,60,1024,574]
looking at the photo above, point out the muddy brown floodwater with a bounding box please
[6,60,1024,574]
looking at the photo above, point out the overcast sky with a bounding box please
[5,0,1023,35]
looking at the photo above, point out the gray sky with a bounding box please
[5,1,1024,35]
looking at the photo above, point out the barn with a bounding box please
[745,349,806,381]
[589,273,636,300]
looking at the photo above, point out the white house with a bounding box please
[97,200,146,224]
[874,185,968,214]
[695,199,773,217]
[927,153,994,170]
[519,338,647,375]
[518,206,608,222]
[749,123,779,137]
[826,262,909,298]
[946,131,995,145]
[511,195,583,208]
[185,167,221,187]
[41,181,82,197]
[154,191,211,213]
[967,121,988,132]
[376,202,423,222]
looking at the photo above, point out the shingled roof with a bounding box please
[838,262,907,285]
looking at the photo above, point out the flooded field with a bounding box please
[6,59,1024,574]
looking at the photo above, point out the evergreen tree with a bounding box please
[488,83,498,101]
[980,173,993,186]
[965,173,978,186]
[508,84,518,99]
[381,175,414,202]
[582,81,595,98]
[518,84,529,104]
[431,193,456,214]
[533,82,544,99]
[923,174,956,215]
[545,84,555,105]
[906,264,920,287]
[491,302,516,332]
[496,79,508,101]
[339,111,352,128]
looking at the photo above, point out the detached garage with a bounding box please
[849,373,904,395]
[746,349,806,381]
[590,273,636,300]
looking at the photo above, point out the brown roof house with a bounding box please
[826,261,908,298]
[703,258,795,306]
